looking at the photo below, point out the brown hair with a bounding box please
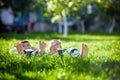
[21,40,29,44]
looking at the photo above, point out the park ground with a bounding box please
[0,31,120,80]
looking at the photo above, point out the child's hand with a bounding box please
[39,41,46,53]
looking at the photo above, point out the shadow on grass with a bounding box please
[1,51,120,80]
[1,57,120,80]
[66,58,120,80]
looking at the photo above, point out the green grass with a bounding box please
[0,32,120,80]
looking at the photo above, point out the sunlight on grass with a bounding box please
[0,32,120,80]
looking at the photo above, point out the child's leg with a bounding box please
[39,41,46,54]
[49,43,57,54]
[81,44,88,57]
[49,43,61,56]
[15,42,24,55]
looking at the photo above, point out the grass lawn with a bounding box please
[0,32,120,80]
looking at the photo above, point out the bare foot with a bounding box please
[52,42,62,56]
[15,42,24,55]
[81,44,88,57]
[50,42,57,54]
[39,41,46,54]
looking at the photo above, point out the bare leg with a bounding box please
[39,41,46,54]
[51,42,62,56]
[81,44,88,57]
[15,42,24,55]
[50,43,57,54]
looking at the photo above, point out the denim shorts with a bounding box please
[24,49,39,56]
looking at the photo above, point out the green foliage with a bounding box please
[0,32,120,80]
[95,0,120,27]
[46,0,93,22]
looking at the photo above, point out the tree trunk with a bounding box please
[58,22,62,34]
[40,8,45,32]
[62,11,68,38]
[81,20,85,33]
[108,17,115,33]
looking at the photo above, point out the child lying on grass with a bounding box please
[13,39,88,57]
[48,39,88,57]
[14,40,46,56]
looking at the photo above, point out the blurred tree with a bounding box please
[0,0,29,11]
[0,0,119,33]
[46,0,120,35]
[0,0,12,8]
[95,0,120,33]
[46,0,92,38]
[79,2,99,32]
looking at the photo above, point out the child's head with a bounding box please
[21,40,32,50]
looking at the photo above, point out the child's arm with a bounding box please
[31,46,37,50]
